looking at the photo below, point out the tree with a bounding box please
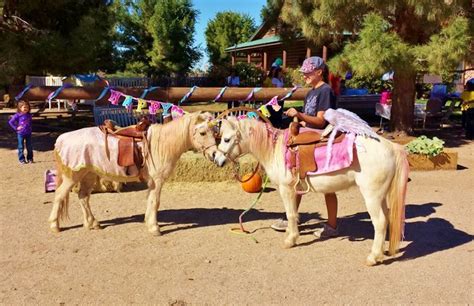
[205,11,256,66]
[262,0,473,132]
[115,0,201,76]
[147,0,201,75]
[0,0,115,86]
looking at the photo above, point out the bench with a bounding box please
[93,105,163,126]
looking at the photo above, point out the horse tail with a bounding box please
[387,143,409,255]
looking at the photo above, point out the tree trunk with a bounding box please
[390,69,417,133]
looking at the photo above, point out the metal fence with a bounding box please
[93,105,164,126]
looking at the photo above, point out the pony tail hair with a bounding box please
[387,143,409,255]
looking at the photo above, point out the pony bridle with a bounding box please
[216,126,260,183]
[192,122,218,158]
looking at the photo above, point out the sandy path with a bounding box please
[0,119,472,304]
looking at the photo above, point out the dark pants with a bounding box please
[227,101,241,109]
[17,133,33,162]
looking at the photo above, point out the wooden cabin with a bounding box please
[225,22,346,72]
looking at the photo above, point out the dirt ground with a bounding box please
[0,111,473,304]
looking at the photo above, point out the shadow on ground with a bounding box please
[60,201,472,264]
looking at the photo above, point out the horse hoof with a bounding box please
[365,255,383,266]
[92,224,103,230]
[283,240,295,249]
[50,226,60,233]
[149,227,162,236]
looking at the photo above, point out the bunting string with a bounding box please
[15,84,33,101]
[178,86,198,106]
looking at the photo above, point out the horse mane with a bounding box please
[147,112,197,172]
[237,118,284,167]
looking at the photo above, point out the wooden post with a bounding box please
[263,51,268,72]
[17,86,311,105]
[306,47,311,58]
[322,45,328,61]
[231,53,235,66]
[247,53,251,64]
[282,50,287,68]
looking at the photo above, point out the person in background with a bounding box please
[226,68,240,109]
[265,67,286,127]
[271,56,339,239]
[461,78,474,139]
[9,100,34,164]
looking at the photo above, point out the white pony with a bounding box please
[49,112,218,235]
[214,117,409,265]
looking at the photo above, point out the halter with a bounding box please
[192,122,218,158]
[216,128,261,183]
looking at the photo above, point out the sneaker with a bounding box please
[313,223,339,239]
[19,160,27,165]
[271,218,288,231]
[27,159,34,163]
[270,218,301,232]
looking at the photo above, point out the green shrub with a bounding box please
[406,135,445,156]
[284,67,310,88]
[233,62,264,87]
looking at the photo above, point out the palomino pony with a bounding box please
[214,117,409,265]
[49,112,218,235]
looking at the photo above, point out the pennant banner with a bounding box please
[108,90,122,105]
[171,104,185,119]
[149,102,161,115]
[161,102,173,116]
[137,98,147,111]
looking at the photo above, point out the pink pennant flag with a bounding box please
[266,96,281,112]
[108,90,122,105]
[171,105,184,119]
[149,101,161,115]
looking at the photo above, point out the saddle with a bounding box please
[286,121,345,179]
[99,117,151,169]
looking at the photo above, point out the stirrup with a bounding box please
[293,174,311,195]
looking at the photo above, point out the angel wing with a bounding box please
[324,108,378,139]
[323,108,378,170]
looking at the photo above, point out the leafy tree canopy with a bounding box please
[0,0,115,85]
[262,0,473,131]
[205,11,256,66]
[115,0,201,76]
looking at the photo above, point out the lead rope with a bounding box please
[229,175,270,243]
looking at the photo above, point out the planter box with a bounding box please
[407,151,458,171]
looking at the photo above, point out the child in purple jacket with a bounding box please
[9,100,34,164]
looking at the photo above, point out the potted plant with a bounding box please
[405,136,457,170]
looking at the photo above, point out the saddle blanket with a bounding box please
[284,129,356,176]
[55,127,143,181]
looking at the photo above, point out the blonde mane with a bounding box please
[147,113,199,178]
[237,119,287,180]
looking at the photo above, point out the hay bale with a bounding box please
[168,151,259,182]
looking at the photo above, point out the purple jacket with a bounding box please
[8,112,33,136]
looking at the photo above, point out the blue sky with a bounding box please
[192,0,267,70]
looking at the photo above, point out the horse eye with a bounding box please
[200,131,206,136]
[224,138,230,143]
